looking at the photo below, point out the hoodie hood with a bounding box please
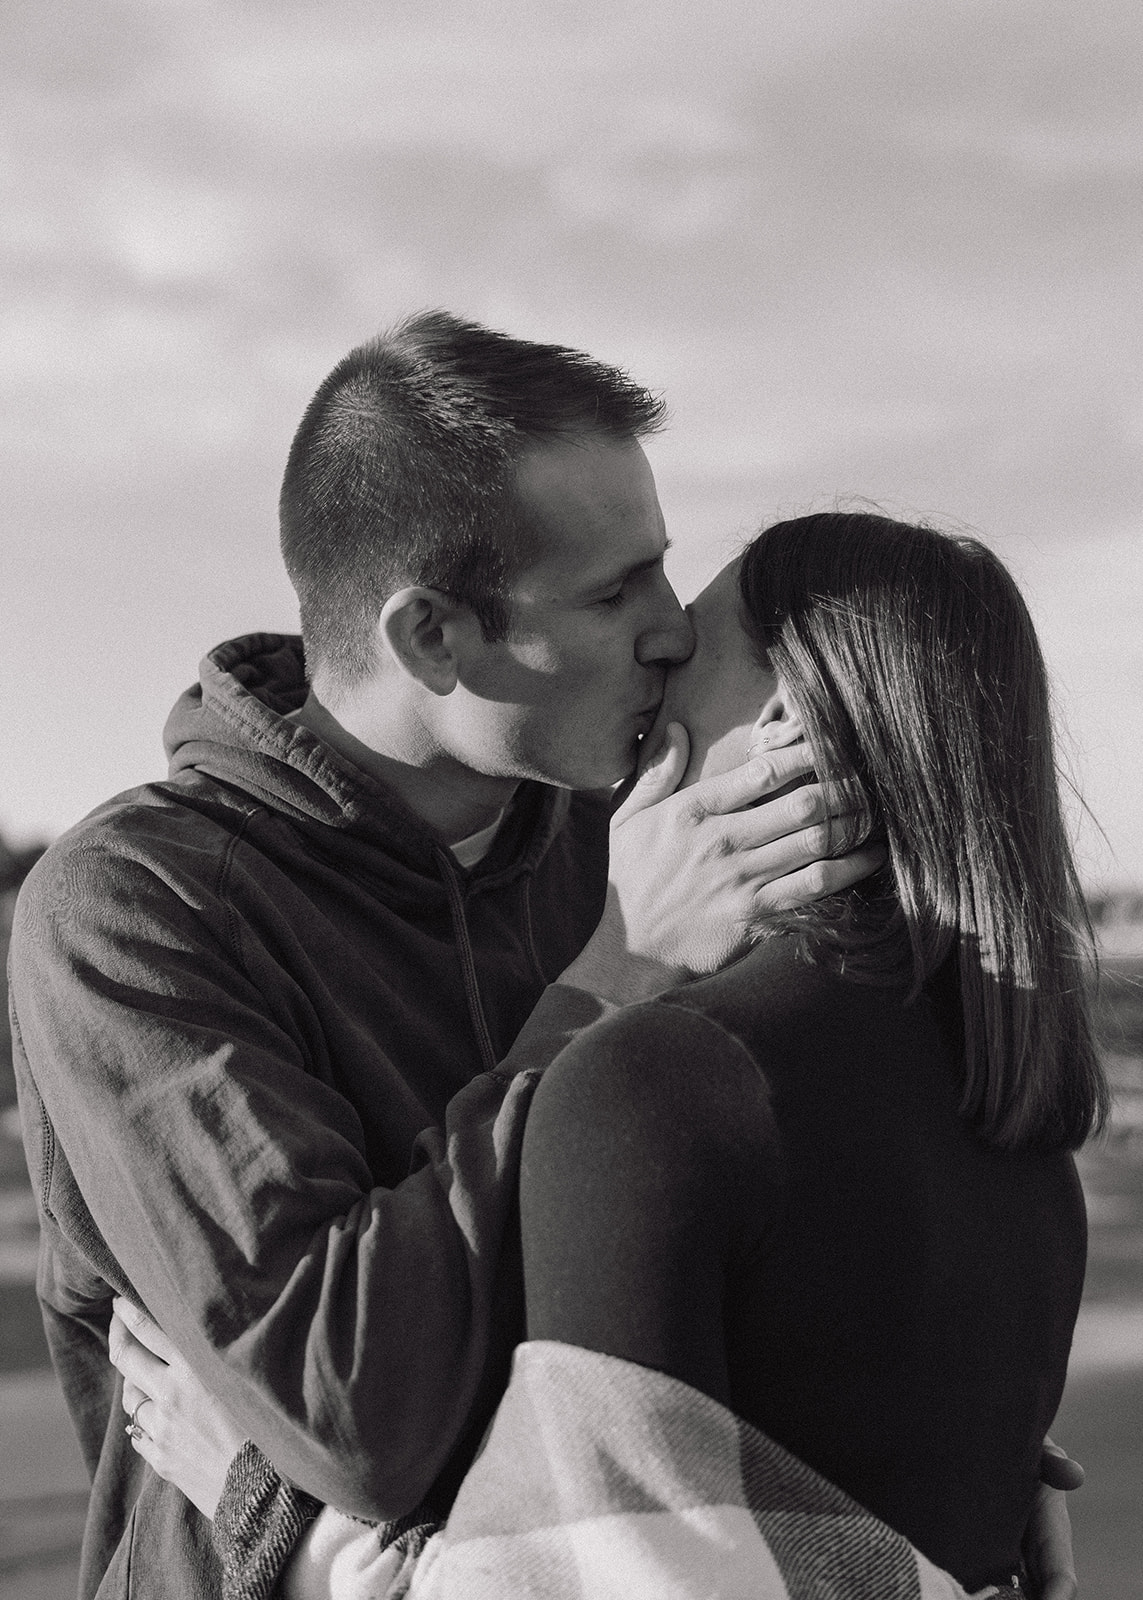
[163,633,571,890]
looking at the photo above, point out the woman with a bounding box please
[515,511,1103,1592]
[112,512,1101,1596]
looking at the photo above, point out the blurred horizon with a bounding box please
[3,0,1141,886]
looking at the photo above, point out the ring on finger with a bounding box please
[125,1396,151,1443]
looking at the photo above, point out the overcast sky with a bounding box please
[3,0,1141,885]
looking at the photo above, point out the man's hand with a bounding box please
[109,1296,248,1521]
[563,723,885,1005]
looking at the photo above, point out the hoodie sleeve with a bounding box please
[10,831,608,1524]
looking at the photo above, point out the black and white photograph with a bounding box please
[2,4,1141,1596]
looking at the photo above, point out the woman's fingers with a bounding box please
[124,1419,162,1474]
[121,1379,149,1419]
[112,1295,179,1364]
[106,1296,250,1520]
[108,1308,170,1396]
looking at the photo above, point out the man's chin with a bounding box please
[600,739,648,802]
[556,748,638,795]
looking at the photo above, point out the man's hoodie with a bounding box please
[9,634,611,1600]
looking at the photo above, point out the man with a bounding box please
[11,314,867,1599]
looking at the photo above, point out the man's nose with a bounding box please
[636,581,694,667]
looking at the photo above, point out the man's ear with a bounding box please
[378,586,469,695]
[749,679,804,753]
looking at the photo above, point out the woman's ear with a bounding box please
[378,586,465,695]
[748,679,804,754]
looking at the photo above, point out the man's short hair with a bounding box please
[280,311,666,685]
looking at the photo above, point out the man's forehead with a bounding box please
[512,432,667,594]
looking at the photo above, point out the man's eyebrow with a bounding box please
[582,539,672,595]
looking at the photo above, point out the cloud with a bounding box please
[909,113,1143,177]
[3,0,1142,876]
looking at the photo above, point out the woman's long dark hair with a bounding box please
[739,511,1107,1152]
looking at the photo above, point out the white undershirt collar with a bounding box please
[449,808,507,869]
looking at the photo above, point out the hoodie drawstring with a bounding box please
[434,848,498,1074]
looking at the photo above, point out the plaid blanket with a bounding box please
[283,1341,1018,1600]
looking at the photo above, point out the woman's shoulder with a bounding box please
[655,937,960,1115]
[533,978,784,1196]
[567,982,767,1084]
[541,946,832,1089]
[563,937,944,1115]
[662,936,893,1042]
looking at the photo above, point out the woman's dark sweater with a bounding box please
[520,936,1087,1591]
